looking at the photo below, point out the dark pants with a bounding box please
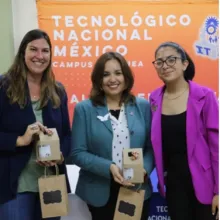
[88,179,150,220]
[166,172,216,220]
[0,193,60,220]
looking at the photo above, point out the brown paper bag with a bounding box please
[36,128,61,161]
[38,165,68,218]
[114,186,145,220]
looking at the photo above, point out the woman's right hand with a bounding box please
[16,122,52,147]
[16,123,40,147]
[110,164,134,187]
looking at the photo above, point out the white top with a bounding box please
[109,104,130,171]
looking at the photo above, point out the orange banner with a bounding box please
[37,0,219,120]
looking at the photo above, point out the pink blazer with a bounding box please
[150,81,219,204]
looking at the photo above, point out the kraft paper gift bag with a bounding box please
[123,148,144,183]
[38,165,69,218]
[36,128,61,162]
[114,186,145,220]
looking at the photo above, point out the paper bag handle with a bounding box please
[44,164,59,178]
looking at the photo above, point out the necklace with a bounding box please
[165,87,188,100]
[31,95,40,101]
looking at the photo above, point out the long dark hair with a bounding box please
[155,41,195,80]
[90,52,135,106]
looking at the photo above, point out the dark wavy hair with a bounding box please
[0,29,63,108]
[90,52,135,106]
[155,41,195,80]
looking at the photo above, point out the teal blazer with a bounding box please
[70,97,154,207]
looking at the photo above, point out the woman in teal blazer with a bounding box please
[70,52,154,220]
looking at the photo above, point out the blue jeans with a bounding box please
[0,192,60,220]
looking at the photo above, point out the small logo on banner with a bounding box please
[194,16,219,60]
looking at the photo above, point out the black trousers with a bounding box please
[88,179,150,220]
[166,172,216,220]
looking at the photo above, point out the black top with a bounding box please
[161,111,191,179]
[110,109,120,120]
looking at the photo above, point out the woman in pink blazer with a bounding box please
[150,41,219,220]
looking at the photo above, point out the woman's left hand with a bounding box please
[212,195,219,219]
[37,152,64,167]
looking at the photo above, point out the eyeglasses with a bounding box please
[152,56,182,69]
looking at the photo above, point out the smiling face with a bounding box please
[102,59,126,99]
[154,46,189,83]
[24,38,51,76]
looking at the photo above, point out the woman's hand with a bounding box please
[16,122,53,147]
[110,164,134,187]
[212,195,219,219]
[35,122,53,136]
[16,123,40,147]
[37,152,64,167]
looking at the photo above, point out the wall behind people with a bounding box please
[0,0,14,74]
[11,0,38,53]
